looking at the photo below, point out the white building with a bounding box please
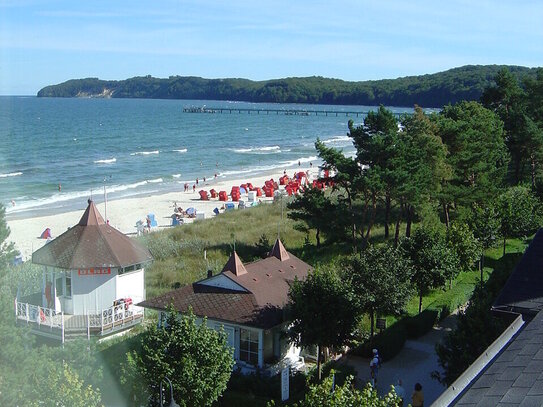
[140,239,312,374]
[15,200,153,342]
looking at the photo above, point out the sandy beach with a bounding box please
[7,167,316,260]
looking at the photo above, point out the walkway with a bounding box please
[340,314,458,406]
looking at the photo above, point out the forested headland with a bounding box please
[37,64,539,108]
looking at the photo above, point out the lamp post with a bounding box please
[160,376,180,407]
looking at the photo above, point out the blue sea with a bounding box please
[0,97,414,220]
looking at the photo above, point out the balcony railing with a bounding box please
[15,298,144,342]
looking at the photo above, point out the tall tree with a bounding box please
[123,306,234,406]
[436,101,508,217]
[287,185,331,248]
[524,68,543,189]
[349,106,399,240]
[342,245,413,336]
[287,267,358,380]
[482,68,543,186]
[400,228,456,313]
[398,107,449,235]
[315,139,362,252]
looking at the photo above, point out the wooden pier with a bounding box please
[183,106,408,118]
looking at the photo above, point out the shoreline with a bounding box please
[7,166,316,261]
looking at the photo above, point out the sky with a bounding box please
[1,0,542,95]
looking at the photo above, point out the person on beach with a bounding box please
[411,383,424,407]
[193,184,196,192]
[214,173,217,179]
[196,178,199,185]
[58,183,61,192]
[203,176,206,183]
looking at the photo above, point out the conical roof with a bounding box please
[269,239,290,261]
[221,251,247,276]
[32,200,153,269]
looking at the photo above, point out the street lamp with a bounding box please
[160,376,180,407]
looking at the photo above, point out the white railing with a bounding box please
[14,298,144,341]
[15,298,63,330]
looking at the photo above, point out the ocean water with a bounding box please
[0,97,414,219]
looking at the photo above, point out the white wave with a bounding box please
[130,150,159,156]
[231,145,281,154]
[0,172,23,178]
[172,174,181,178]
[173,148,187,153]
[94,158,116,164]
[280,156,319,168]
[106,181,148,193]
[147,178,163,184]
[322,135,352,145]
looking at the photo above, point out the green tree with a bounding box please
[0,204,17,273]
[398,107,449,235]
[436,101,508,218]
[123,306,234,406]
[496,185,542,255]
[288,371,401,407]
[400,228,457,313]
[287,267,358,380]
[482,67,543,187]
[446,222,481,283]
[349,106,398,240]
[342,245,413,336]
[287,185,331,247]
[435,286,508,386]
[315,139,362,252]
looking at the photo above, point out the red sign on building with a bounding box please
[78,267,111,276]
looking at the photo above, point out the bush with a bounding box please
[350,320,407,361]
[405,310,439,338]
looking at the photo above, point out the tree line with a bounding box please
[286,67,543,386]
[37,65,538,108]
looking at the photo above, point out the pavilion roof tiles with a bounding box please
[32,200,152,269]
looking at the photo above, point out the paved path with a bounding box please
[340,314,458,406]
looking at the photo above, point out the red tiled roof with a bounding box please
[269,238,290,261]
[140,239,312,329]
[32,200,153,269]
[221,251,247,276]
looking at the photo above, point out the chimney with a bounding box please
[207,269,213,278]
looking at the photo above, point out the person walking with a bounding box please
[369,348,381,386]
[412,383,424,407]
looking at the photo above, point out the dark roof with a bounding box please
[32,200,153,269]
[140,239,312,329]
[493,229,543,316]
[138,284,282,329]
[453,308,543,406]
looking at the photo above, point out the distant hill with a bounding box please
[37,65,540,108]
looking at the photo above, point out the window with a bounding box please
[239,328,259,365]
[56,277,63,296]
[65,274,72,297]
